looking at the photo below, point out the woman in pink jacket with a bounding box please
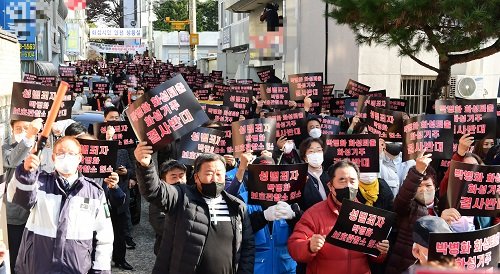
[288,160,389,274]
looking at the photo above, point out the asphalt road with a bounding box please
[113,199,156,274]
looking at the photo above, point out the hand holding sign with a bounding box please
[24,153,40,172]
[440,208,461,224]
[104,172,120,189]
[303,95,312,112]
[415,150,432,174]
[376,239,390,255]
[457,134,474,156]
[134,141,153,167]
[309,234,326,253]
[26,118,43,140]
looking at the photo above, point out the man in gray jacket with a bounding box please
[2,118,42,272]
[134,142,255,274]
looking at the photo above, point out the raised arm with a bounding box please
[134,141,180,212]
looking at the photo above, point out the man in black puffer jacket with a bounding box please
[135,142,254,274]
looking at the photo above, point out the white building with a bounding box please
[153,31,219,64]
[66,9,89,61]
[219,0,500,114]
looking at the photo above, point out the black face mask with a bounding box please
[199,179,225,198]
[334,187,358,203]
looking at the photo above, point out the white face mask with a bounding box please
[359,172,378,184]
[283,141,295,154]
[306,152,323,168]
[14,132,26,143]
[104,101,114,108]
[54,155,81,175]
[309,128,322,138]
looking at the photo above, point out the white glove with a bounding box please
[275,201,295,220]
[263,205,279,221]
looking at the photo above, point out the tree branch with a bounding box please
[449,39,500,65]
[397,42,440,73]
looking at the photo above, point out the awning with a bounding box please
[35,61,58,76]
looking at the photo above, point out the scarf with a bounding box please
[358,179,379,206]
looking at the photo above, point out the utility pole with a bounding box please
[188,0,197,65]
[148,0,154,57]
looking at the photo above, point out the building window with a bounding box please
[400,76,436,115]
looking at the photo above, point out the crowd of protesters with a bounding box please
[0,53,499,274]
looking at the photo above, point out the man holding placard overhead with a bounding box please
[134,142,254,274]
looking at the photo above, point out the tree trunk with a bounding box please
[429,59,451,100]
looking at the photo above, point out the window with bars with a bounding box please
[400,76,436,116]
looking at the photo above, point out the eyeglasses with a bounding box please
[55,152,80,159]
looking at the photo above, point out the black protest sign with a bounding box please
[325,134,380,173]
[213,84,230,100]
[92,82,110,93]
[435,99,497,140]
[357,95,390,119]
[77,139,118,178]
[389,99,408,112]
[314,115,342,136]
[326,199,396,256]
[223,91,252,116]
[38,76,57,87]
[331,98,346,116]
[10,82,73,122]
[113,84,128,95]
[227,79,237,85]
[366,90,386,98]
[237,79,254,85]
[428,224,500,270]
[257,69,272,82]
[127,65,138,75]
[230,84,254,95]
[23,73,37,83]
[68,81,85,93]
[247,163,308,208]
[59,66,76,77]
[322,84,335,109]
[201,104,240,125]
[264,109,306,143]
[365,105,405,141]
[214,126,233,155]
[402,114,454,161]
[288,73,324,101]
[231,118,276,157]
[94,121,137,148]
[126,75,138,87]
[344,98,358,118]
[447,161,500,217]
[125,74,209,152]
[344,79,370,97]
[178,127,224,165]
[185,75,197,88]
[194,88,210,100]
[260,83,290,109]
[253,83,261,98]
[497,105,500,139]
[144,76,162,90]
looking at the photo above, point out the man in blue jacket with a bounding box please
[7,136,115,274]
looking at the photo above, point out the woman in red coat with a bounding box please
[288,160,389,274]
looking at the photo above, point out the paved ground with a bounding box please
[113,199,156,274]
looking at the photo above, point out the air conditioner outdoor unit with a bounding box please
[449,75,485,99]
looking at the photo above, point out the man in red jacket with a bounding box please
[288,159,389,274]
